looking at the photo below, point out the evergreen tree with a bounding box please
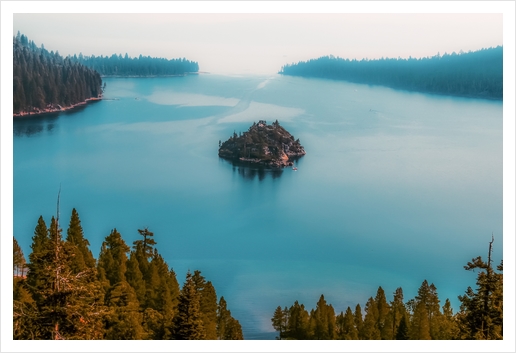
[388,287,408,340]
[104,281,144,339]
[287,300,310,339]
[409,301,431,340]
[354,304,364,339]
[312,295,335,339]
[335,307,358,340]
[395,315,409,340]
[271,305,287,339]
[414,280,441,339]
[375,286,391,339]
[435,298,457,339]
[65,208,95,272]
[24,215,105,339]
[362,297,381,339]
[13,236,27,277]
[457,238,503,339]
[172,271,206,339]
[217,296,244,340]
[192,271,218,339]
[97,228,130,288]
[125,251,146,304]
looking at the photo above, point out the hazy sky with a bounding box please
[12,11,503,75]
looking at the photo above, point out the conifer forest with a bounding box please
[13,209,243,340]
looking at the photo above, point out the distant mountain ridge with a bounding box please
[279,47,503,100]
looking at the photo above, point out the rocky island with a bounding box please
[218,120,306,168]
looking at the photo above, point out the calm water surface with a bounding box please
[13,74,503,339]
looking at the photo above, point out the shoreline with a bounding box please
[100,72,201,78]
[13,96,102,118]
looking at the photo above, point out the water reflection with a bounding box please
[229,163,284,181]
[13,113,60,137]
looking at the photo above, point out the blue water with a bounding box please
[13,74,503,339]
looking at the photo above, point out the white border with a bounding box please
[2,2,514,352]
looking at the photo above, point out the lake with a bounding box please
[13,74,503,339]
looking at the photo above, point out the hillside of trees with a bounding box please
[279,47,503,100]
[271,239,503,340]
[218,120,306,168]
[13,32,103,116]
[13,208,243,340]
[72,53,199,77]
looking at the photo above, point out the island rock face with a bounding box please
[218,120,306,168]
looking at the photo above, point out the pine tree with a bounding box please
[388,287,408,340]
[312,295,335,339]
[354,304,364,339]
[97,228,130,288]
[24,214,105,339]
[125,251,146,304]
[415,280,441,339]
[335,307,358,340]
[287,300,310,339]
[104,281,144,339]
[191,271,218,340]
[218,296,243,339]
[435,298,457,339]
[271,305,286,339]
[362,297,381,339]
[457,237,503,339]
[13,236,27,277]
[172,271,206,339]
[409,300,431,340]
[395,315,409,340]
[375,286,391,339]
[65,208,95,272]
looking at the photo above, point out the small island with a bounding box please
[218,120,306,168]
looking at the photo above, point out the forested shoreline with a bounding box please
[13,209,243,340]
[72,53,199,77]
[271,241,503,340]
[279,47,503,100]
[13,33,103,116]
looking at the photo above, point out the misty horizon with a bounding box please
[12,13,503,75]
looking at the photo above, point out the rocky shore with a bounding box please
[13,96,102,118]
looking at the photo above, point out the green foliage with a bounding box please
[271,305,287,339]
[192,271,218,339]
[362,297,381,340]
[66,208,96,272]
[97,229,130,288]
[15,209,242,340]
[172,271,206,339]
[74,53,199,76]
[280,47,503,100]
[335,307,358,340]
[217,296,244,340]
[395,315,409,340]
[13,33,102,114]
[287,301,310,339]
[13,236,27,277]
[457,239,503,340]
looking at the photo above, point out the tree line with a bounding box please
[271,239,502,340]
[13,208,243,340]
[13,32,103,115]
[279,47,503,100]
[72,53,199,77]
